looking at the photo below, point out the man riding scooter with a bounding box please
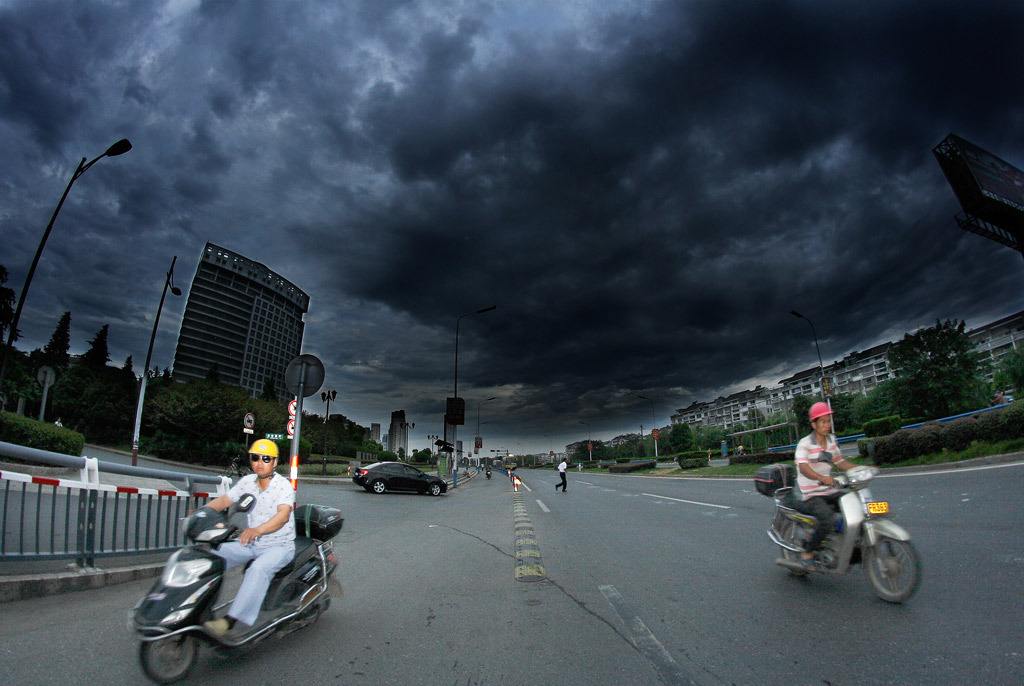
[200,439,295,636]
[794,402,856,569]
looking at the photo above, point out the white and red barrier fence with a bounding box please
[0,441,229,568]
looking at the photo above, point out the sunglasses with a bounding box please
[249,455,276,463]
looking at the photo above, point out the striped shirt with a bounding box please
[794,433,842,500]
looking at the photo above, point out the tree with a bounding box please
[790,395,814,433]
[0,265,17,344]
[160,367,174,386]
[41,311,72,371]
[668,423,693,452]
[80,325,111,370]
[206,363,221,383]
[993,348,1024,397]
[260,376,277,401]
[888,319,988,420]
[851,380,897,426]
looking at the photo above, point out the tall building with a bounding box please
[387,410,409,457]
[172,242,310,401]
[370,423,381,443]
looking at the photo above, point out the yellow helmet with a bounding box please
[248,439,279,459]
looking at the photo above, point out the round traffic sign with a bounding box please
[287,399,298,417]
[284,354,325,398]
[37,366,56,388]
[286,418,296,437]
[243,412,256,430]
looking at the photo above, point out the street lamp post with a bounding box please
[448,305,496,478]
[633,393,658,459]
[130,255,182,466]
[476,396,497,459]
[791,310,836,431]
[320,389,337,468]
[578,420,592,462]
[0,139,133,402]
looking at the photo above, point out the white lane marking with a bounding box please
[876,461,1024,478]
[642,493,731,510]
[536,499,550,513]
[519,481,533,492]
[599,585,694,686]
[578,480,594,485]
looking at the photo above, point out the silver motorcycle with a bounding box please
[763,464,921,603]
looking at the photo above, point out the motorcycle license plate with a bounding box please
[867,501,890,515]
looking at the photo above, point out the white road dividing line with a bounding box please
[578,480,594,485]
[599,585,698,686]
[642,493,731,510]
[536,499,550,513]
[519,480,532,492]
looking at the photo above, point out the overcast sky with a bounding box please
[2,0,1022,454]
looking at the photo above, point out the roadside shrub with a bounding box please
[615,457,631,464]
[608,460,656,473]
[677,458,706,469]
[863,415,902,437]
[730,451,789,465]
[868,405,1023,465]
[941,418,980,452]
[675,450,708,468]
[0,411,85,456]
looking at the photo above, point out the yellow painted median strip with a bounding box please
[512,489,546,582]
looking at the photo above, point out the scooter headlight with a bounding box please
[161,551,214,587]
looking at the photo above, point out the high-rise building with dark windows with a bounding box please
[172,242,309,401]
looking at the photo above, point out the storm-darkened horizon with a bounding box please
[2,0,1022,454]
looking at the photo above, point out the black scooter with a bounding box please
[133,494,343,683]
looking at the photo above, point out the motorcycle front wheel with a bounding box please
[139,635,198,684]
[864,537,921,603]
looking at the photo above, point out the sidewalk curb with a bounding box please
[0,562,164,603]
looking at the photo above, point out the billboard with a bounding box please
[934,134,1024,250]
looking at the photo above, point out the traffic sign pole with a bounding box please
[289,362,307,491]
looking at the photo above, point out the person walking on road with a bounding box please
[555,458,568,493]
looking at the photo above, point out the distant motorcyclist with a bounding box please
[201,439,295,636]
[794,402,856,568]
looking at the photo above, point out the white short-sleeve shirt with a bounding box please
[227,473,295,547]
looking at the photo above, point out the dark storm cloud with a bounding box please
[2,0,1022,452]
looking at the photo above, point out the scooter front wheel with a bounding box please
[139,635,198,684]
[864,538,921,603]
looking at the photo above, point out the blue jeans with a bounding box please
[213,541,295,626]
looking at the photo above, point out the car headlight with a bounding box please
[161,551,214,587]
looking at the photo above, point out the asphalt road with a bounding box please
[1,462,1022,685]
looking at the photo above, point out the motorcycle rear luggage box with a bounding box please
[294,504,344,540]
[754,463,795,497]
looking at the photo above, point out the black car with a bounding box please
[353,462,447,496]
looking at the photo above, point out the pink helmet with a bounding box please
[808,401,832,422]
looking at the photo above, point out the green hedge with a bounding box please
[863,415,902,437]
[867,404,1023,465]
[730,450,790,465]
[677,458,706,469]
[0,411,85,457]
[674,450,708,468]
[608,460,657,473]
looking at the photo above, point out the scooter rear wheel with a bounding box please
[780,547,809,576]
[139,635,198,684]
[864,537,921,603]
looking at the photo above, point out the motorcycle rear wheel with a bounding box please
[864,537,921,603]
[780,547,809,576]
[139,635,198,684]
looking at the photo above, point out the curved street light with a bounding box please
[633,393,658,458]
[0,139,133,400]
[130,255,182,466]
[446,305,496,479]
[578,420,592,462]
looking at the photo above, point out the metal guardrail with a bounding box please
[0,441,230,568]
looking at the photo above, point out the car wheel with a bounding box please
[429,483,442,497]
[371,479,387,495]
